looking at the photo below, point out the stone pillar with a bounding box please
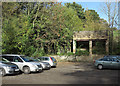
[89,40,92,56]
[106,39,109,54]
[73,40,76,53]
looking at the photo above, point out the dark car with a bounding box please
[94,55,120,70]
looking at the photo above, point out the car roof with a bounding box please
[39,57,50,58]
[103,55,120,59]
[104,55,120,57]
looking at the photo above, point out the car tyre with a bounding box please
[52,66,56,68]
[97,64,103,70]
[23,67,30,74]
[38,69,43,73]
[0,68,6,76]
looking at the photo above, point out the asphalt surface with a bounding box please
[2,62,119,84]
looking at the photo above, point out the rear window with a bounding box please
[2,58,10,62]
[2,56,14,62]
[44,58,49,61]
[38,57,49,61]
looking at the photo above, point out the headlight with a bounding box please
[6,66,12,69]
[31,64,37,68]
[47,63,49,65]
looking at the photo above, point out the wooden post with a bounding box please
[73,40,76,53]
[106,39,109,54]
[89,40,92,56]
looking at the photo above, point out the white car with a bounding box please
[0,61,20,76]
[1,54,43,74]
[38,57,57,67]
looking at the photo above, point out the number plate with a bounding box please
[15,69,19,71]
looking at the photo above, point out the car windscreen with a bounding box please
[20,56,30,62]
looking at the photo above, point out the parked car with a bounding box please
[27,57,51,70]
[0,61,19,76]
[94,55,120,70]
[1,54,43,74]
[38,57,57,67]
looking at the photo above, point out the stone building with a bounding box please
[73,30,109,55]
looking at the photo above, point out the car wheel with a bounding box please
[0,68,6,76]
[52,66,56,68]
[97,64,103,70]
[47,67,51,70]
[23,67,30,74]
[38,69,43,73]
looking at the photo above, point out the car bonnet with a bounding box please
[27,62,40,65]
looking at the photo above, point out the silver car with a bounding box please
[28,58,51,70]
[1,54,43,74]
[0,61,19,76]
[94,56,120,70]
[38,57,57,67]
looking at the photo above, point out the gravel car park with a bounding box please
[2,62,119,84]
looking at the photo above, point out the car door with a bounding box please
[12,56,24,70]
[103,57,112,68]
[111,58,120,69]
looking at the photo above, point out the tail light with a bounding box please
[50,57,53,62]
[93,60,95,63]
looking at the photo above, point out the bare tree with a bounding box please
[116,1,120,29]
[100,0,118,28]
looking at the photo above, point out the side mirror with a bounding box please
[117,60,119,62]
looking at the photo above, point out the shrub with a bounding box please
[75,49,89,56]
[67,52,74,56]
[31,48,45,58]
